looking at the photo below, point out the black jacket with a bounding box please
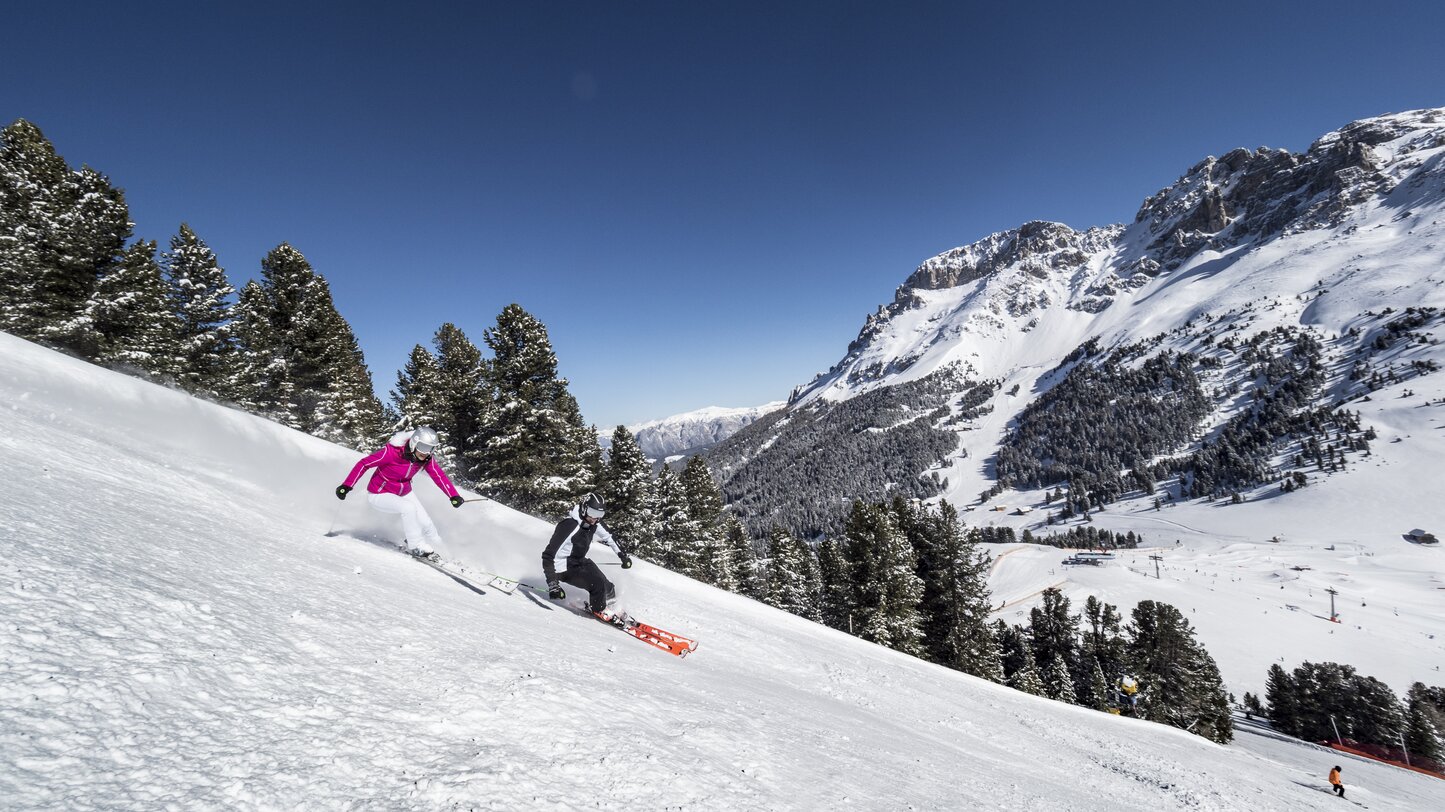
[542,506,623,582]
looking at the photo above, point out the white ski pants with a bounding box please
[367,491,440,554]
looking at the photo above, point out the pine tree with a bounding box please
[1029,588,1080,687]
[913,503,1001,681]
[681,455,725,529]
[229,280,291,418]
[719,513,761,597]
[0,120,131,353]
[1350,674,1406,748]
[0,120,64,337]
[391,323,493,479]
[764,527,822,621]
[1009,647,1046,697]
[311,307,388,450]
[392,345,446,434]
[1081,595,1127,685]
[602,426,661,558]
[815,536,852,630]
[432,323,491,478]
[163,223,234,397]
[693,523,734,589]
[653,464,701,575]
[1125,600,1233,743]
[1265,663,1299,736]
[681,456,729,584]
[1043,652,1078,704]
[256,244,328,428]
[475,304,597,518]
[842,500,924,656]
[1405,683,1444,763]
[87,240,179,376]
[235,243,384,445]
[1085,658,1110,711]
[994,620,1029,683]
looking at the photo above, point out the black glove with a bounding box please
[335,485,351,500]
[619,552,633,569]
[547,581,566,600]
[450,495,464,508]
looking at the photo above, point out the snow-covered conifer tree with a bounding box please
[602,426,661,557]
[312,319,388,449]
[421,323,490,479]
[0,120,131,352]
[1405,682,1444,763]
[681,456,731,586]
[1043,652,1078,704]
[764,527,821,621]
[718,512,759,596]
[474,304,597,518]
[1086,658,1110,711]
[910,501,1001,681]
[229,280,291,418]
[1029,588,1080,687]
[842,500,924,656]
[1081,595,1127,685]
[1125,600,1233,743]
[681,456,724,529]
[87,240,179,376]
[1009,648,1046,697]
[815,536,852,630]
[392,344,446,434]
[254,244,383,442]
[163,223,235,397]
[653,464,700,575]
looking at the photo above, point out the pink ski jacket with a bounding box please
[343,434,460,499]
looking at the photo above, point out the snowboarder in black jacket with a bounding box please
[543,493,633,616]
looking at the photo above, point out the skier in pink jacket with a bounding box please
[335,426,463,561]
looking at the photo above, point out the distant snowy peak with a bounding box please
[1128,106,1445,269]
[792,106,1445,406]
[619,402,786,459]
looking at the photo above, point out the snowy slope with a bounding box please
[5,332,1444,809]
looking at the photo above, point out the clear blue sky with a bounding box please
[6,1,1444,428]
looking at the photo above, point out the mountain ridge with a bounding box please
[717,106,1445,537]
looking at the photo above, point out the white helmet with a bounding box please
[409,426,439,456]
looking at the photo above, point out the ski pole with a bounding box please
[324,496,348,537]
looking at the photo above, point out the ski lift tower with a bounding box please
[1326,587,1340,623]
[1149,554,1163,579]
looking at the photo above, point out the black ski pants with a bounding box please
[560,558,614,613]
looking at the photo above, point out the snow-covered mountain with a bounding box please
[5,331,1444,809]
[714,107,1445,536]
[605,402,784,461]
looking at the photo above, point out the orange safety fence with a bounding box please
[1326,741,1445,780]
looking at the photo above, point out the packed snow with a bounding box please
[4,333,1445,809]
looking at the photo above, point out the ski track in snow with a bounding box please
[4,332,1445,810]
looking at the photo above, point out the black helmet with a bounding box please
[581,492,606,519]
